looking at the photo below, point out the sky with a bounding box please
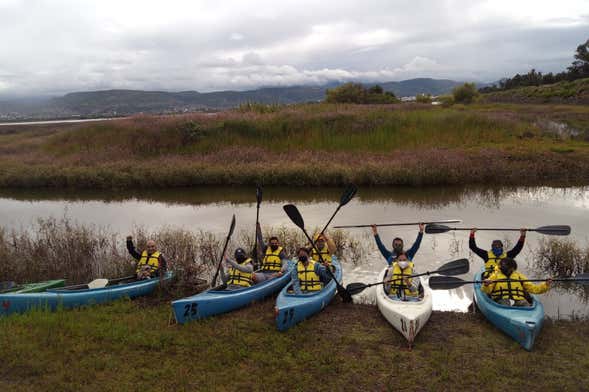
[0,0,588,97]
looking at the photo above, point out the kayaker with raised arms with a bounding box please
[469,228,526,278]
[311,232,336,266]
[126,236,167,280]
[220,248,254,289]
[252,222,289,283]
[371,223,424,265]
[383,253,421,301]
[482,257,552,307]
[290,247,331,294]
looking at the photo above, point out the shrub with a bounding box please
[452,83,479,104]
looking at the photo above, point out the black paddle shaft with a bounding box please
[212,214,236,287]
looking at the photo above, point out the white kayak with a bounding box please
[375,267,433,346]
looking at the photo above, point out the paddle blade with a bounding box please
[346,282,368,296]
[283,204,305,230]
[339,184,357,207]
[533,225,571,236]
[437,258,470,276]
[228,214,236,237]
[425,224,451,234]
[88,279,109,289]
[256,185,263,205]
[429,276,469,290]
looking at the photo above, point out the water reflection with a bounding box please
[0,185,588,319]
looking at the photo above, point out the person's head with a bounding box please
[395,253,410,269]
[297,247,310,262]
[491,240,504,257]
[314,233,326,249]
[146,240,157,254]
[499,257,517,276]
[234,248,247,263]
[392,237,404,253]
[269,236,280,251]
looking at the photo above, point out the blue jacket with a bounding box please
[374,232,423,265]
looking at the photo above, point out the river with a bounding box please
[1,185,587,319]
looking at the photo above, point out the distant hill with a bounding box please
[480,77,589,104]
[0,78,465,120]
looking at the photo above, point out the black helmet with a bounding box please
[234,248,247,259]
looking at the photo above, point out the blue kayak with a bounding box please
[473,268,544,351]
[275,257,342,331]
[0,272,173,317]
[171,266,292,324]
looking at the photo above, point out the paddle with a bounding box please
[252,185,263,270]
[283,203,354,303]
[211,214,237,287]
[425,224,571,236]
[333,219,461,229]
[315,184,358,241]
[346,258,470,296]
[429,274,589,290]
[86,275,137,289]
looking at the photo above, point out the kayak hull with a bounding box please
[171,266,292,324]
[473,269,544,351]
[275,257,342,332]
[375,267,432,345]
[0,273,172,316]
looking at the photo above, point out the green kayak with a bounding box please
[0,279,65,294]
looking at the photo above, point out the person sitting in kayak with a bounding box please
[469,228,526,278]
[126,236,167,280]
[482,257,552,307]
[290,247,331,294]
[220,248,254,289]
[311,232,336,266]
[383,253,421,301]
[371,223,424,265]
[252,223,290,283]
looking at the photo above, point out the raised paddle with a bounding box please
[315,184,358,240]
[283,203,354,303]
[333,219,462,229]
[252,185,263,270]
[425,224,571,236]
[211,214,237,287]
[346,258,470,296]
[429,274,589,290]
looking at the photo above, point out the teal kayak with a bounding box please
[0,272,172,316]
[275,257,342,331]
[473,268,544,351]
[0,279,65,294]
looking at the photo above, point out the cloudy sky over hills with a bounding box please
[0,0,588,97]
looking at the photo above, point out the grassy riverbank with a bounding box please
[1,103,589,188]
[1,297,588,391]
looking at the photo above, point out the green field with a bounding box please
[1,103,589,188]
[2,297,588,391]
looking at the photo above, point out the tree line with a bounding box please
[479,39,589,93]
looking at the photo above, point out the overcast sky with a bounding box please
[0,0,588,97]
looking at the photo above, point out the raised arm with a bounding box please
[126,236,141,260]
[468,229,488,261]
[506,229,526,258]
[405,225,424,260]
[372,225,392,262]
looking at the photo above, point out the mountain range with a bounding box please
[0,78,465,120]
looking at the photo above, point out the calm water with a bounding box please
[1,185,588,319]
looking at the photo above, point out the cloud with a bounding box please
[0,0,587,97]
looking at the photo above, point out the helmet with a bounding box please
[234,248,247,259]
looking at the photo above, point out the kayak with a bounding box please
[375,267,432,346]
[172,266,292,324]
[0,279,65,294]
[275,256,342,331]
[473,268,544,351]
[0,272,173,316]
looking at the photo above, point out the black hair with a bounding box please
[392,237,404,245]
[500,257,517,270]
[269,236,279,242]
[297,247,310,255]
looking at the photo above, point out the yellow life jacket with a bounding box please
[311,244,332,264]
[297,260,322,292]
[228,258,253,287]
[388,261,416,296]
[136,250,160,274]
[487,270,528,301]
[485,250,506,277]
[262,246,283,272]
